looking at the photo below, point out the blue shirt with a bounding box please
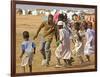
[21,40,36,53]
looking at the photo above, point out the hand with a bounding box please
[33,34,38,40]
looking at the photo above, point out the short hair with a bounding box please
[58,14,64,21]
[23,31,29,39]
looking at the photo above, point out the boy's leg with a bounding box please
[63,59,67,64]
[56,57,61,65]
[45,40,51,66]
[55,58,62,68]
[86,55,90,62]
[78,56,84,64]
[67,57,74,66]
[28,55,33,72]
[29,65,32,72]
[67,59,72,66]
[40,41,48,66]
[40,41,46,59]
[63,59,68,67]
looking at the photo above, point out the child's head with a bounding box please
[48,14,53,25]
[23,31,29,40]
[58,14,64,21]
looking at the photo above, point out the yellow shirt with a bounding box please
[39,21,55,41]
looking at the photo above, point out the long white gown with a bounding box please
[84,28,95,55]
[55,28,71,59]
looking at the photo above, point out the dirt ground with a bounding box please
[16,15,95,73]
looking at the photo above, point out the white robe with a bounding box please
[84,28,95,55]
[55,28,71,59]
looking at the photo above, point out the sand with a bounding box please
[16,15,95,73]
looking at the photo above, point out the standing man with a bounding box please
[33,14,55,66]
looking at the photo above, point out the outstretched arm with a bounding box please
[33,47,36,54]
[20,50,25,58]
[20,44,25,58]
[33,22,45,40]
[32,42,36,54]
[44,26,55,37]
[54,25,58,41]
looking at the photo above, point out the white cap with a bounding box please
[57,21,63,25]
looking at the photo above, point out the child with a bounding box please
[84,21,95,62]
[72,22,85,64]
[33,14,55,66]
[20,31,36,72]
[55,21,73,67]
[72,32,84,64]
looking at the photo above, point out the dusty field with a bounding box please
[16,15,95,73]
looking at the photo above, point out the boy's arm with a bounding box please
[32,42,36,54]
[33,47,36,54]
[20,44,25,58]
[20,50,25,58]
[33,22,45,40]
[44,26,55,37]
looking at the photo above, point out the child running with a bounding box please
[20,31,36,72]
[72,32,84,64]
[55,21,72,67]
[72,22,85,64]
[84,21,95,62]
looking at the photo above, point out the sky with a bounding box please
[16,4,95,13]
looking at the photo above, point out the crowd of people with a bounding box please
[19,12,95,72]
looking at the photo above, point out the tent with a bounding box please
[16,8,22,15]
[22,9,26,15]
[32,10,38,15]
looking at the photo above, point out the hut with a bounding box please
[16,8,23,15]
[31,10,38,15]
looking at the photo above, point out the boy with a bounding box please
[55,21,73,67]
[20,31,36,72]
[84,21,95,62]
[33,14,55,66]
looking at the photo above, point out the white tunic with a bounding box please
[84,28,95,55]
[55,28,71,59]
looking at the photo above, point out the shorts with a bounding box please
[21,52,34,67]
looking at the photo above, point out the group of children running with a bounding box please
[19,13,95,72]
